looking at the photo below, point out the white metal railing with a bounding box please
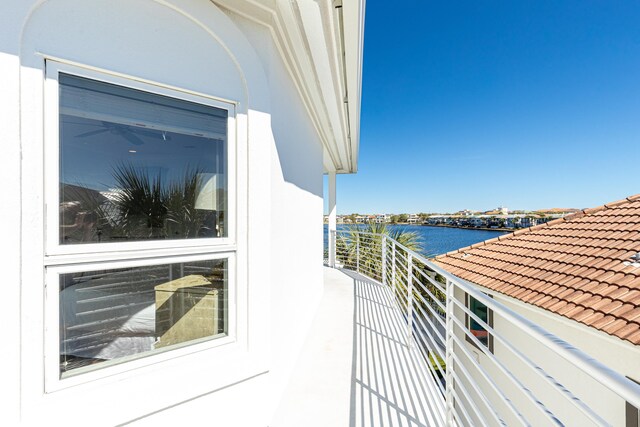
[329,229,640,427]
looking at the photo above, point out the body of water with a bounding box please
[324,224,508,258]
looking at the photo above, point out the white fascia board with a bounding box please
[273,0,345,172]
[322,146,335,173]
[213,0,364,174]
[342,0,365,173]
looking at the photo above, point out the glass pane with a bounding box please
[59,258,228,376]
[59,74,228,245]
[469,297,489,347]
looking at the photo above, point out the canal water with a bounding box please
[324,224,508,258]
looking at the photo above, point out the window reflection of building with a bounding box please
[466,294,494,353]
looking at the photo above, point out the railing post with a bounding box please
[391,241,396,289]
[407,253,414,347]
[445,278,455,426]
[328,172,337,268]
[329,230,336,268]
[381,236,387,286]
[356,235,360,273]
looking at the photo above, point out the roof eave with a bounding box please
[212,0,365,174]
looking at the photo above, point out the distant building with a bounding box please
[427,215,454,225]
[469,216,487,228]
[407,213,420,224]
[373,214,390,224]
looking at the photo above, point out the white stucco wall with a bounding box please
[1,0,326,425]
[495,294,639,426]
[267,36,325,423]
[217,10,326,424]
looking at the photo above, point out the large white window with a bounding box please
[44,62,237,387]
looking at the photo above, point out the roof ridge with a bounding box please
[433,194,640,261]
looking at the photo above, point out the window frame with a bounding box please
[45,251,236,392]
[44,61,237,257]
[42,61,242,392]
[465,293,494,353]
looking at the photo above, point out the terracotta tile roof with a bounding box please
[434,194,640,345]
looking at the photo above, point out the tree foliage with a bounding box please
[335,222,422,282]
[64,163,219,243]
[335,222,446,321]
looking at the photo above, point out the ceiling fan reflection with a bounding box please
[75,121,171,146]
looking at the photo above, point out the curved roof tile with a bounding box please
[435,194,640,345]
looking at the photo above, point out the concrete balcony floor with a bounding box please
[272,267,438,427]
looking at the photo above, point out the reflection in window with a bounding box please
[466,295,493,352]
[59,258,228,376]
[59,74,228,244]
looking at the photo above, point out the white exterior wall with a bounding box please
[495,294,640,426]
[1,1,325,425]
[228,13,325,421]
[454,284,640,426]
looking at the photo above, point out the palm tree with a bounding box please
[111,163,166,238]
[335,222,445,331]
[163,167,216,238]
[107,163,217,240]
[335,222,422,281]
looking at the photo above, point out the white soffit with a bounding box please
[212,0,365,174]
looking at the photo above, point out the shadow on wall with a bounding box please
[268,44,324,198]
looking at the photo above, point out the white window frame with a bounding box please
[44,61,237,259]
[45,252,236,392]
[42,61,242,392]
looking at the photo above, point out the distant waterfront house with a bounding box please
[2,1,364,425]
[435,194,640,426]
[487,215,504,228]
[407,213,420,224]
[456,216,470,227]
[504,215,520,228]
[374,213,391,224]
[520,216,537,228]
[427,215,443,225]
[427,214,454,225]
[469,216,487,228]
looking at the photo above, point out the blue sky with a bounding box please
[328,1,640,214]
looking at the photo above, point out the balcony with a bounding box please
[275,231,640,426]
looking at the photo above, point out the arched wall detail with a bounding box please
[15,1,274,425]
[20,0,270,111]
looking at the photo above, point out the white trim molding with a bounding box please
[213,0,365,174]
